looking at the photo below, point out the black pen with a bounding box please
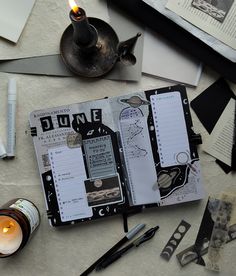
[96,225,159,270]
[80,223,145,276]
[231,100,236,170]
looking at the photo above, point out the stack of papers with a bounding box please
[143,29,202,86]
[0,0,35,43]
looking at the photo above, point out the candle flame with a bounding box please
[3,227,9,233]
[2,222,15,234]
[69,0,79,14]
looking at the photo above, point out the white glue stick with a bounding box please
[0,136,7,159]
[7,78,17,158]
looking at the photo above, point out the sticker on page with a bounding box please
[84,174,123,207]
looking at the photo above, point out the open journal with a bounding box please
[29,85,204,227]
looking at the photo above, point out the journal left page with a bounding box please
[29,98,128,227]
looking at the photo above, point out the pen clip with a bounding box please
[134,225,159,247]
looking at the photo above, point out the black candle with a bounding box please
[69,4,97,48]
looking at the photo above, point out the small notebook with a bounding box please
[29,85,204,227]
[0,0,35,43]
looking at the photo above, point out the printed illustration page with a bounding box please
[166,0,236,50]
[119,113,160,205]
[203,98,235,166]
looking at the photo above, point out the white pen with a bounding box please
[0,136,7,159]
[7,78,17,159]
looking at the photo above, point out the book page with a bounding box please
[150,92,190,167]
[203,98,235,166]
[49,146,92,222]
[166,0,236,50]
[143,0,236,62]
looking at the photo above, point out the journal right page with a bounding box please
[145,86,204,206]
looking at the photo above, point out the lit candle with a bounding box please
[0,216,23,255]
[68,0,97,48]
[0,198,40,258]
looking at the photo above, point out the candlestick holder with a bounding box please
[0,198,40,258]
[60,7,141,78]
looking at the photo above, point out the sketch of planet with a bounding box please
[157,170,179,189]
[120,96,150,108]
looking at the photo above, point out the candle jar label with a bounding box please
[10,199,40,234]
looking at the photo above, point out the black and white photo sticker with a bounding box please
[192,0,234,22]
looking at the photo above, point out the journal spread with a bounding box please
[29,85,204,227]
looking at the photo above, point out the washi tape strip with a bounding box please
[206,192,236,271]
[66,132,82,148]
[192,197,218,265]
[160,220,191,261]
[176,223,236,267]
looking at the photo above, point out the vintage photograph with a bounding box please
[192,0,234,22]
[84,174,123,207]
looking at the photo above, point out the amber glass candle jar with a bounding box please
[0,198,40,258]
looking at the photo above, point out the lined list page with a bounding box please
[49,146,92,222]
[150,92,190,167]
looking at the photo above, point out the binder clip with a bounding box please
[190,130,202,145]
[25,126,37,137]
